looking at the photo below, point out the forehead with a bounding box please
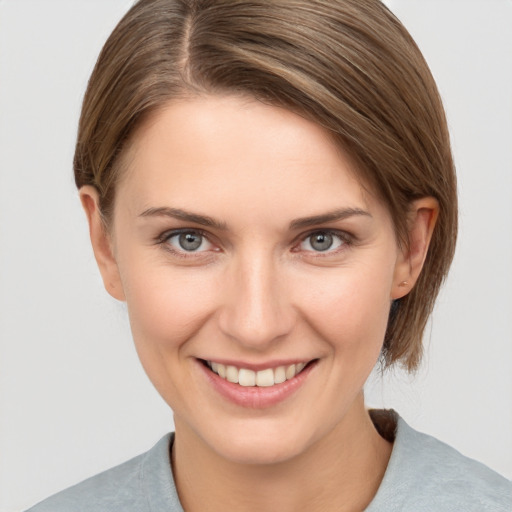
[116,95,385,225]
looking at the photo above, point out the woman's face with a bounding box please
[86,95,417,464]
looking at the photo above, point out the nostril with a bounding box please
[217,305,295,349]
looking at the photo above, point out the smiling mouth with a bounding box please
[203,360,314,387]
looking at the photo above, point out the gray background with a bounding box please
[1,1,511,510]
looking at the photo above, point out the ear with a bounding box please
[80,186,126,301]
[391,197,439,300]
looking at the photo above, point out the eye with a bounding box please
[162,230,214,253]
[298,231,346,253]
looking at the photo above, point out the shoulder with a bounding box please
[367,411,512,511]
[25,434,183,512]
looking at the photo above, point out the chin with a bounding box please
[197,418,319,466]
[216,436,307,466]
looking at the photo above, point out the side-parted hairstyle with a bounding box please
[74,0,457,371]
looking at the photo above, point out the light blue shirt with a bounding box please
[27,413,512,511]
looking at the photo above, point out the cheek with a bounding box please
[295,261,394,355]
[119,262,223,406]
[119,260,221,352]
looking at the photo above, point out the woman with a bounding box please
[26,0,511,510]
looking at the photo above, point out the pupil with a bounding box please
[311,233,333,251]
[179,232,202,251]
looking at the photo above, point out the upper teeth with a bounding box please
[208,362,307,387]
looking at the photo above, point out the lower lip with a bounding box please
[198,360,317,409]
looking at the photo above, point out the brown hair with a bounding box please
[74,0,457,371]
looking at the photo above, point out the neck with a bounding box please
[171,396,392,512]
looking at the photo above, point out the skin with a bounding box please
[81,95,438,512]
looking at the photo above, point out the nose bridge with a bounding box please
[218,247,293,348]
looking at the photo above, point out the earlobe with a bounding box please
[79,186,126,301]
[392,197,439,300]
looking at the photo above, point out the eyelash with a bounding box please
[156,228,215,258]
[156,228,353,258]
[294,230,352,256]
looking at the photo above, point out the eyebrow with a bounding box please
[139,206,371,231]
[288,208,372,230]
[139,207,228,230]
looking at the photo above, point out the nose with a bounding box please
[217,252,295,350]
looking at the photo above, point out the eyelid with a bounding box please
[156,228,218,255]
[157,227,205,242]
[155,227,353,258]
[293,228,353,254]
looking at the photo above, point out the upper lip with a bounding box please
[199,358,316,371]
